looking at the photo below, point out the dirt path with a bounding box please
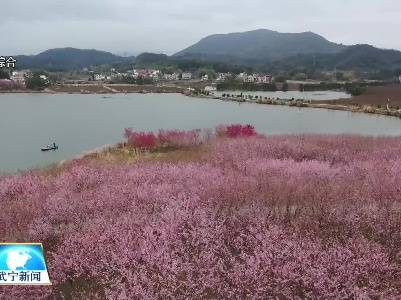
[103,85,118,93]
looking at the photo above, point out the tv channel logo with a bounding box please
[0,243,51,285]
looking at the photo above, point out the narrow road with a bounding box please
[103,85,118,93]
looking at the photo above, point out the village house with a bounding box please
[131,69,160,80]
[245,75,254,83]
[150,70,160,80]
[136,70,148,78]
[10,71,27,84]
[202,75,209,81]
[237,72,247,80]
[237,72,273,83]
[181,72,192,80]
[217,72,231,81]
[163,73,179,81]
[94,74,106,81]
[254,74,274,83]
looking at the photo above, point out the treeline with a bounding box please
[217,81,278,92]
[0,70,10,79]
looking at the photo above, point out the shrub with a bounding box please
[215,124,228,137]
[157,129,201,147]
[215,124,256,138]
[124,128,215,149]
[124,127,133,141]
[128,131,157,148]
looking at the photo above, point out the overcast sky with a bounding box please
[1,0,401,56]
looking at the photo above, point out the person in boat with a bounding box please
[53,142,56,147]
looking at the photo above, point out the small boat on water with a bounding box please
[41,143,58,151]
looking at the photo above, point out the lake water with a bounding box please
[1,93,400,173]
[211,90,351,100]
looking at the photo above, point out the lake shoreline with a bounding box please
[2,86,400,118]
[186,93,401,119]
[0,84,186,94]
[2,87,400,118]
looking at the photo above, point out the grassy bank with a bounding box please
[316,84,401,108]
[1,125,401,299]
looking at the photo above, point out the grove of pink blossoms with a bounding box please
[1,128,401,299]
[215,123,256,138]
[0,79,25,90]
[124,127,208,148]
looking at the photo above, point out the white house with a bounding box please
[237,73,273,83]
[39,75,47,81]
[163,73,179,81]
[237,72,247,80]
[181,72,192,80]
[202,75,209,81]
[150,70,160,80]
[253,74,273,83]
[217,72,231,81]
[94,74,106,81]
[11,71,26,84]
[261,75,273,83]
[245,75,254,82]
[399,75,401,82]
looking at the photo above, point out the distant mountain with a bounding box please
[326,44,401,70]
[113,51,140,57]
[263,44,401,72]
[171,52,264,66]
[15,48,135,70]
[174,29,347,62]
[135,53,170,64]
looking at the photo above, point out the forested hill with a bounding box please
[15,48,135,70]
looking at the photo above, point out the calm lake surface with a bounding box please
[1,92,400,173]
